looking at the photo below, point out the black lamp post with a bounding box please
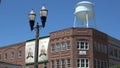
[28,5,48,68]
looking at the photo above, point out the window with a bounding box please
[18,50,22,57]
[51,60,54,68]
[93,41,98,51]
[77,58,89,68]
[66,41,70,50]
[101,61,104,68]
[114,49,118,58]
[104,61,108,68]
[81,59,85,67]
[101,45,104,53]
[97,60,100,68]
[61,59,65,68]
[0,54,1,60]
[119,50,120,58]
[4,53,7,60]
[56,59,60,68]
[51,44,55,52]
[108,47,113,56]
[86,59,89,67]
[56,43,60,52]
[11,52,14,59]
[94,60,97,68]
[61,42,65,51]
[104,46,107,54]
[66,59,71,68]
[77,59,80,67]
[97,43,100,52]
[77,41,89,50]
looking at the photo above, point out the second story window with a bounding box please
[108,47,113,56]
[0,54,1,60]
[11,52,14,59]
[66,41,70,50]
[61,42,65,51]
[51,44,55,52]
[77,41,89,50]
[4,53,7,60]
[18,50,22,57]
[56,43,60,52]
[119,50,120,58]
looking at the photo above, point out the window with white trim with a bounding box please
[4,53,7,60]
[77,41,89,50]
[56,43,60,52]
[97,60,100,68]
[66,59,71,68]
[77,58,89,68]
[51,60,54,68]
[94,60,97,68]
[114,49,118,57]
[61,42,65,51]
[61,59,65,68]
[108,47,113,56]
[56,59,60,68]
[0,54,1,60]
[66,41,70,50]
[93,41,97,51]
[119,50,120,58]
[11,52,14,59]
[51,44,55,52]
[18,50,22,57]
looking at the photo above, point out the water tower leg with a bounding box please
[73,16,76,28]
[86,13,89,28]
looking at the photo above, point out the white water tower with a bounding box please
[74,1,94,28]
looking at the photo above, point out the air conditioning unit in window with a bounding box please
[79,51,87,55]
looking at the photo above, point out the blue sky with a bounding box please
[0,0,120,46]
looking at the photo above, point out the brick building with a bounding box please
[0,61,22,68]
[48,27,120,68]
[0,42,25,68]
[0,27,120,68]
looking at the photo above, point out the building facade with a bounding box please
[48,27,120,68]
[0,27,120,68]
[0,42,25,68]
[0,61,22,68]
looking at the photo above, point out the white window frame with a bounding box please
[77,58,89,68]
[119,50,120,58]
[51,44,55,52]
[94,59,97,68]
[66,41,70,50]
[11,52,14,59]
[4,53,7,60]
[93,41,97,51]
[61,42,65,51]
[56,59,60,68]
[66,59,71,68]
[61,59,65,68]
[18,50,22,58]
[77,41,89,50]
[51,60,54,68]
[56,43,60,52]
[0,54,1,60]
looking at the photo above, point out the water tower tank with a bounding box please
[74,1,94,27]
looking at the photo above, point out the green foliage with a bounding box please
[110,65,120,68]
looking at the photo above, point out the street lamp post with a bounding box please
[28,5,48,68]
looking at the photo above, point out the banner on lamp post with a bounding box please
[25,36,49,65]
